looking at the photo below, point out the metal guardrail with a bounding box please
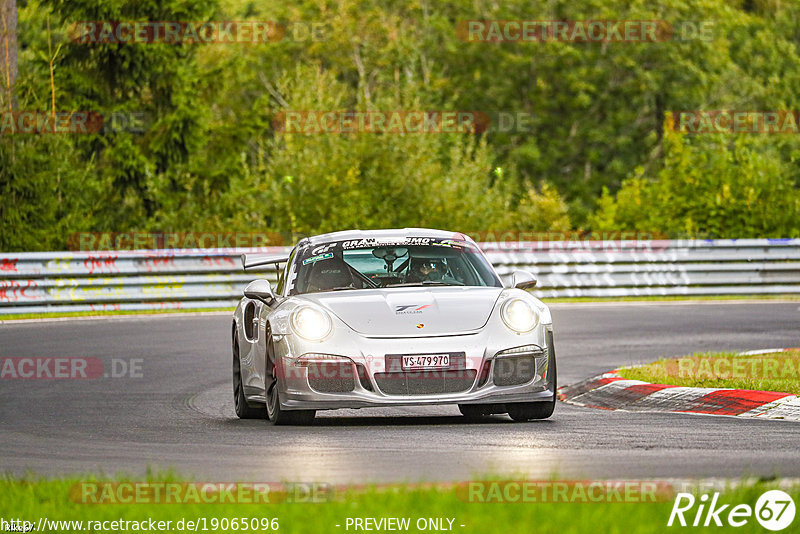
[1,239,798,314]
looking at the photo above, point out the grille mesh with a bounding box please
[374,369,477,395]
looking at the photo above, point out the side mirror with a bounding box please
[244,279,276,304]
[510,270,537,290]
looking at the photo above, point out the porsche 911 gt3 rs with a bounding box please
[232,228,556,425]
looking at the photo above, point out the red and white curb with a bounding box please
[558,349,800,421]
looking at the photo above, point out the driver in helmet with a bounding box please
[408,259,446,282]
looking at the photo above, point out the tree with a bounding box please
[0,0,17,107]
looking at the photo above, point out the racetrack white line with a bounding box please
[0,311,231,325]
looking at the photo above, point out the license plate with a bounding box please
[401,354,450,370]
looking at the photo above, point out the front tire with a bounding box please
[506,400,555,421]
[233,339,266,419]
[265,335,316,426]
[507,336,557,422]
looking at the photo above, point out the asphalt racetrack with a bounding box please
[1,302,799,483]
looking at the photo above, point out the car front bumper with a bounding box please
[274,326,556,411]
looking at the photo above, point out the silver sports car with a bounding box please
[232,228,556,425]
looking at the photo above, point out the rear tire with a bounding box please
[265,336,316,426]
[233,339,266,419]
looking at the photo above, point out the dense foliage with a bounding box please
[2,0,800,250]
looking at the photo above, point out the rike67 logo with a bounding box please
[668,490,795,531]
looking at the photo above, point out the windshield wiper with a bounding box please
[314,286,359,293]
[385,281,463,287]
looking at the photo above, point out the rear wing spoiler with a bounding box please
[241,253,289,271]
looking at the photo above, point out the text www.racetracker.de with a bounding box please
[0,517,279,532]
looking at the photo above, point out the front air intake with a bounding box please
[492,356,537,386]
[306,362,357,393]
[492,345,545,387]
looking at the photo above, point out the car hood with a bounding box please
[298,286,503,336]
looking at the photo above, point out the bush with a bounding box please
[589,118,800,238]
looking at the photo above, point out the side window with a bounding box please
[275,266,285,296]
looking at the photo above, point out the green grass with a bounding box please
[0,308,234,321]
[1,474,796,534]
[618,350,800,394]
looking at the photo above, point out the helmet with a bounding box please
[418,259,445,280]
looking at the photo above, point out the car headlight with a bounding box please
[501,298,539,333]
[290,306,333,341]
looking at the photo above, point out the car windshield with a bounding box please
[289,238,502,295]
